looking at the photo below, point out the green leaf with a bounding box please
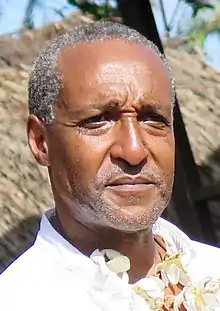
[184,0,215,16]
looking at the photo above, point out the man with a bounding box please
[0,21,220,311]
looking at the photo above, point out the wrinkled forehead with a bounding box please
[57,39,172,107]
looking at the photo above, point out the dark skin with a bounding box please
[27,39,175,284]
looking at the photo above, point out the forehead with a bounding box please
[57,39,172,109]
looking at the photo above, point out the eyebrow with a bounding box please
[63,101,120,121]
[62,96,170,122]
[138,98,167,114]
[86,101,120,114]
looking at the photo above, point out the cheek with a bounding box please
[149,133,175,173]
[74,134,111,179]
[49,130,110,185]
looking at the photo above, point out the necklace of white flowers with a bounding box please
[90,235,220,311]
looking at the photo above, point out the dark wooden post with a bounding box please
[117,0,217,244]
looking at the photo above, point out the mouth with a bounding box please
[105,176,156,194]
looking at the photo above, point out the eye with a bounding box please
[139,113,171,128]
[79,114,112,129]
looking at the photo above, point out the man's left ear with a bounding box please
[27,114,50,167]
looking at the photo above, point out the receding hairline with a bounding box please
[57,36,164,57]
[28,21,175,124]
[57,37,170,75]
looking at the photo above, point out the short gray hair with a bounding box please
[28,21,175,124]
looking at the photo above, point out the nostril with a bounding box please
[110,141,149,167]
[122,145,148,166]
[111,158,148,175]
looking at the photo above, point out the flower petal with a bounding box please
[183,299,198,311]
[100,249,122,259]
[134,276,165,300]
[180,252,191,269]
[152,276,166,290]
[205,278,220,294]
[179,271,190,286]
[203,293,219,309]
[161,269,169,287]
[106,255,130,273]
[155,262,164,274]
[121,271,129,283]
[90,249,103,259]
[166,263,180,285]
[173,291,184,311]
[135,277,164,291]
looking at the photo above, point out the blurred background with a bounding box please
[0,0,220,272]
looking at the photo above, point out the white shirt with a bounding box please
[0,209,220,311]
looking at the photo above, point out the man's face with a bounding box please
[44,39,174,231]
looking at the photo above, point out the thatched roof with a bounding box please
[0,12,220,271]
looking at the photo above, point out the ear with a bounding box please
[27,114,50,167]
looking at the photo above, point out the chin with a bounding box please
[89,190,170,232]
[107,218,153,233]
[103,204,163,233]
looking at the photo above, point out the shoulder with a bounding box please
[192,239,220,255]
[0,245,69,311]
[0,245,42,310]
[0,233,91,311]
[0,244,93,311]
[0,243,45,289]
[190,240,220,275]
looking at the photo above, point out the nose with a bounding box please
[110,118,149,166]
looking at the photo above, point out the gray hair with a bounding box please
[28,21,175,124]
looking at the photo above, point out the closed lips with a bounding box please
[106,177,155,187]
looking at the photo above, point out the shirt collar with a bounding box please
[35,208,193,272]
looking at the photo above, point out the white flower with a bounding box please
[155,252,189,286]
[90,249,130,282]
[174,277,220,311]
[90,245,220,311]
[133,276,165,310]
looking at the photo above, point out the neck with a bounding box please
[52,206,163,283]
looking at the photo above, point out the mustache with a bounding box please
[96,166,165,187]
